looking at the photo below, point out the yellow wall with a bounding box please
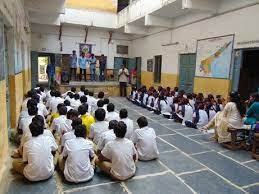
[194,77,231,98]
[9,73,24,128]
[141,71,178,89]
[22,68,31,94]
[65,0,117,12]
[0,80,8,185]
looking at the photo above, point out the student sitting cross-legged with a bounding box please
[12,121,58,181]
[119,109,134,139]
[96,121,137,181]
[78,104,95,137]
[106,103,120,122]
[131,116,159,161]
[59,124,95,183]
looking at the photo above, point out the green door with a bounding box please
[179,54,196,93]
[31,51,39,88]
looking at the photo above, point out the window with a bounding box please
[117,45,129,54]
[154,55,162,83]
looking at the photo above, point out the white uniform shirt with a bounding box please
[195,110,209,128]
[70,99,81,110]
[23,135,58,181]
[101,138,136,180]
[120,118,134,139]
[62,137,94,183]
[37,103,49,117]
[19,115,34,135]
[147,96,155,107]
[51,115,69,136]
[131,126,159,161]
[179,104,193,125]
[21,98,30,111]
[50,97,64,113]
[61,130,76,147]
[89,121,109,144]
[78,91,85,97]
[106,111,120,122]
[97,130,116,151]
[160,100,171,115]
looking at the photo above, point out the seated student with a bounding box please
[59,124,95,183]
[21,90,37,111]
[97,120,118,154]
[88,91,98,114]
[51,105,69,141]
[65,92,74,103]
[12,121,58,181]
[71,94,81,110]
[32,94,49,118]
[80,95,88,105]
[61,117,81,151]
[142,91,149,108]
[78,86,86,97]
[64,100,73,112]
[119,109,134,139]
[78,104,95,136]
[205,101,217,121]
[46,85,55,102]
[131,116,159,161]
[146,91,155,110]
[46,90,56,109]
[18,99,38,126]
[50,91,64,113]
[172,98,193,125]
[84,89,89,98]
[170,97,180,117]
[106,103,120,121]
[97,100,105,110]
[98,91,105,100]
[89,108,109,144]
[158,95,172,118]
[185,103,209,129]
[127,86,137,101]
[48,103,63,126]
[187,93,195,109]
[62,87,76,98]
[103,98,109,111]
[96,121,137,181]
[174,87,179,97]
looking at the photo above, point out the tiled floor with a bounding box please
[4,97,259,194]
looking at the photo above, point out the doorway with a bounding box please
[234,49,259,99]
[179,54,196,93]
[136,57,141,88]
[154,55,162,83]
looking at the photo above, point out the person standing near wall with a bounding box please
[118,64,129,97]
[46,60,56,88]
[90,54,97,81]
[79,52,87,81]
[99,54,106,82]
[70,50,77,81]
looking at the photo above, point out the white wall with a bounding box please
[131,4,259,74]
[31,24,133,68]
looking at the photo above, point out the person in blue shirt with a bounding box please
[79,52,87,81]
[99,54,106,82]
[90,54,96,81]
[46,60,55,88]
[70,50,77,81]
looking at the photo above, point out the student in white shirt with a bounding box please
[21,90,36,111]
[87,91,97,115]
[97,100,105,110]
[62,87,76,98]
[89,108,109,144]
[97,120,118,154]
[78,86,85,97]
[64,100,73,112]
[71,94,81,110]
[119,109,134,139]
[12,121,58,181]
[50,91,64,113]
[131,116,159,161]
[96,121,137,181]
[32,94,49,118]
[51,105,69,138]
[98,91,105,100]
[103,98,109,112]
[106,103,120,121]
[172,98,193,125]
[59,124,95,183]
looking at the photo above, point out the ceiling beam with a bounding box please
[145,14,173,28]
[182,0,218,13]
[124,24,148,35]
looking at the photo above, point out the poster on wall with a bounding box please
[147,59,153,72]
[79,44,92,55]
[195,35,234,79]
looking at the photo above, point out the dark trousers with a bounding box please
[79,68,87,81]
[172,113,183,123]
[99,68,105,81]
[119,82,127,97]
[70,68,77,81]
[185,121,197,129]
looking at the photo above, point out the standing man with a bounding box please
[79,52,87,81]
[118,64,129,97]
[99,54,106,82]
[46,59,55,88]
[70,50,77,81]
[90,54,96,81]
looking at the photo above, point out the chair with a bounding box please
[221,128,247,151]
[252,133,259,160]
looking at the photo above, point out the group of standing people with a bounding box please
[69,50,106,82]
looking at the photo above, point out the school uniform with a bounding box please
[37,103,49,117]
[160,100,172,117]
[97,129,116,151]
[106,111,120,121]
[185,109,209,129]
[178,104,194,125]
[21,98,30,111]
[80,113,95,136]
[120,118,134,139]
[131,126,159,161]
[89,121,109,144]
[50,97,64,113]
[51,115,70,136]
[208,109,217,121]
[19,115,34,140]
[146,96,155,109]
[62,137,94,183]
[62,91,75,99]
[70,99,81,110]
[61,130,76,147]
[101,138,137,180]
[22,134,58,181]
[78,91,85,97]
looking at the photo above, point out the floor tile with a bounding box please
[126,172,193,194]
[202,141,227,152]
[243,160,259,172]
[180,170,245,194]
[135,159,167,176]
[159,151,204,174]
[244,185,259,194]
[148,122,175,136]
[157,138,176,152]
[188,134,213,143]
[6,174,57,194]
[221,150,253,163]
[161,134,210,154]
[177,128,203,136]
[192,152,259,186]
[65,183,126,194]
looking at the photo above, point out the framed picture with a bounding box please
[79,43,92,54]
[147,59,153,72]
[195,34,234,79]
